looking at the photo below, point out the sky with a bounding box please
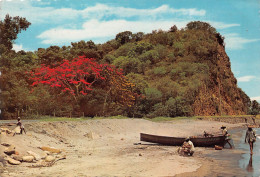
[1,0,260,102]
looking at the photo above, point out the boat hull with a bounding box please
[140,133,226,147]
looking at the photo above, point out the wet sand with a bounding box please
[177,128,260,177]
[238,128,260,177]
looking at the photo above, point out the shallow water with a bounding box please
[238,128,260,177]
[206,128,260,177]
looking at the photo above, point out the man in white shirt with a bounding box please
[221,125,232,149]
[181,137,195,156]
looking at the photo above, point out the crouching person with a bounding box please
[13,117,26,136]
[178,137,195,156]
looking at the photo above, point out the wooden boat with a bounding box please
[140,133,227,147]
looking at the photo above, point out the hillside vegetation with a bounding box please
[1,15,258,119]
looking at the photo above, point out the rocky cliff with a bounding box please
[192,45,250,116]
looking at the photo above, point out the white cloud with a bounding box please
[251,96,260,102]
[13,44,30,52]
[1,1,79,24]
[13,44,24,52]
[224,33,260,50]
[1,2,206,24]
[37,18,243,45]
[2,1,246,47]
[87,4,207,17]
[37,19,189,44]
[237,75,256,82]
[208,22,240,29]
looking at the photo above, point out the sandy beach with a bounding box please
[0,118,250,176]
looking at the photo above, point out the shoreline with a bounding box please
[176,147,247,177]
[176,126,259,177]
[0,118,253,176]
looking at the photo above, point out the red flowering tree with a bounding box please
[29,56,137,108]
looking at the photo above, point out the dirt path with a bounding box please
[0,118,245,176]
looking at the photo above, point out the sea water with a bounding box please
[205,128,260,177]
[238,128,260,177]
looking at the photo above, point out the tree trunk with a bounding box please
[102,88,111,116]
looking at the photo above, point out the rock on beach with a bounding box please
[45,155,55,162]
[27,151,41,161]
[40,147,61,154]
[22,156,34,162]
[6,157,21,165]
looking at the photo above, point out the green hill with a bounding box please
[0,17,253,119]
[98,22,251,117]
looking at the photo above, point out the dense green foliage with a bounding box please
[249,100,260,115]
[0,16,254,119]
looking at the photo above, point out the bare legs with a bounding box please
[249,141,253,155]
[226,140,232,149]
[224,140,233,149]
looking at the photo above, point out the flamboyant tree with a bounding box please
[29,56,137,109]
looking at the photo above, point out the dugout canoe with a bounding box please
[140,133,227,147]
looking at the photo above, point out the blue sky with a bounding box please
[1,0,260,102]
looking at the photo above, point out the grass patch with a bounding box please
[21,114,258,122]
[34,116,89,122]
[22,115,91,122]
[146,116,197,122]
[91,115,128,120]
[146,115,258,122]
[195,115,253,118]
[23,115,129,122]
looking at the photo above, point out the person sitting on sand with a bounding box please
[178,137,195,156]
[13,117,26,136]
[245,125,256,155]
[220,125,232,149]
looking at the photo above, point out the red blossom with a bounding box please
[29,56,121,96]
[29,55,137,107]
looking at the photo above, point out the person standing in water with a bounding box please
[221,125,232,148]
[245,125,256,155]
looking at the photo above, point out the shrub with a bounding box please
[153,67,167,76]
